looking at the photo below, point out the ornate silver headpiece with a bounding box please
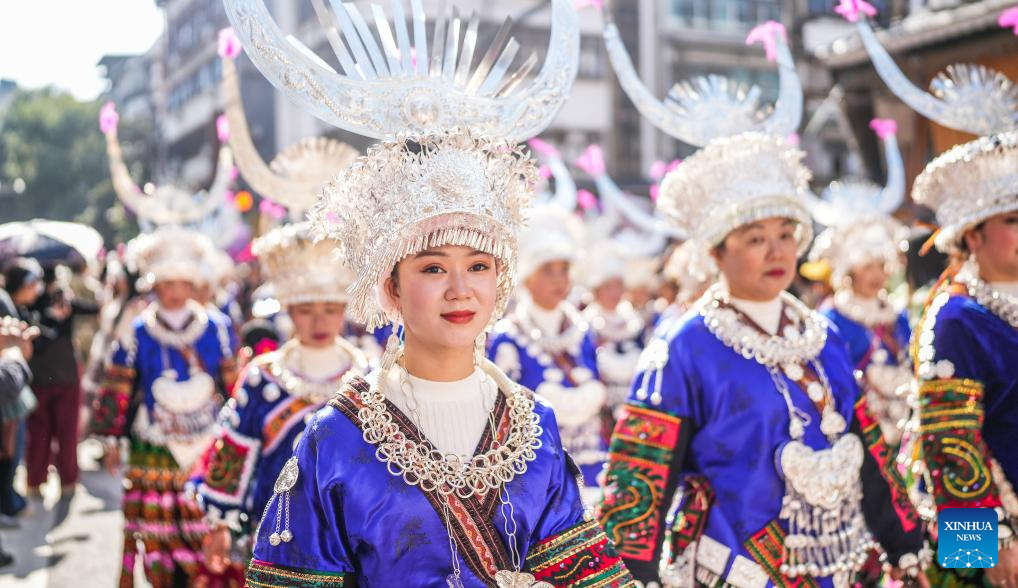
[842,3,1017,136]
[227,0,577,330]
[913,130,1018,252]
[252,223,355,306]
[125,226,216,286]
[100,103,234,227]
[219,29,359,216]
[658,132,814,253]
[809,118,905,227]
[224,0,579,141]
[602,12,802,147]
[309,130,537,329]
[809,216,906,285]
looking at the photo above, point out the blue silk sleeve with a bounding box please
[248,409,355,586]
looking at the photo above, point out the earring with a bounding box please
[380,314,403,372]
[474,332,487,368]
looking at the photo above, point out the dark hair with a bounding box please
[2,257,43,295]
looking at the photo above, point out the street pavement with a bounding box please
[0,440,125,588]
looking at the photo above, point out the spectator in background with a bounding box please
[0,316,37,567]
[0,259,44,518]
[24,265,99,497]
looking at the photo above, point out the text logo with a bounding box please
[938,508,997,569]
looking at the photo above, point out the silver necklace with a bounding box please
[142,300,209,348]
[269,338,368,404]
[832,289,900,328]
[698,283,828,369]
[955,257,1018,330]
[358,357,542,500]
[392,359,549,588]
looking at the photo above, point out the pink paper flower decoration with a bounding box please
[745,21,787,63]
[575,144,606,176]
[99,102,119,134]
[869,118,897,139]
[218,28,242,59]
[834,0,877,23]
[577,189,598,211]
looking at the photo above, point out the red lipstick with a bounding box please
[765,269,787,278]
[441,311,476,324]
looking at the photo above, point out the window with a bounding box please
[670,0,781,31]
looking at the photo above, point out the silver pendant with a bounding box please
[495,570,553,588]
[446,574,465,588]
[783,362,804,381]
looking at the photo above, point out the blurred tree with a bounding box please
[0,87,146,244]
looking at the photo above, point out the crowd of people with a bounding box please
[1,1,1016,587]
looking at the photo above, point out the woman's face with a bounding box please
[849,260,889,299]
[712,217,798,301]
[965,211,1018,283]
[154,279,195,310]
[288,301,347,348]
[594,277,625,311]
[524,260,571,310]
[385,245,497,354]
[13,280,42,306]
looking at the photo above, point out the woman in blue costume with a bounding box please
[597,133,928,588]
[91,226,237,588]
[907,132,1018,588]
[579,242,647,424]
[244,130,631,587]
[195,223,368,571]
[810,217,912,449]
[830,7,1018,585]
[488,204,608,492]
[224,0,632,583]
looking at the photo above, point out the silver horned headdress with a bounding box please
[602,10,802,147]
[843,4,1018,251]
[841,1,1017,136]
[219,28,360,216]
[224,0,579,141]
[100,103,234,227]
[225,0,579,329]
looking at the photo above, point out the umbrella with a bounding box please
[0,220,104,270]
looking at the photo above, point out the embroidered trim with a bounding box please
[331,378,516,584]
[918,378,1001,510]
[744,521,820,588]
[200,425,262,506]
[853,395,919,531]
[526,518,633,587]
[598,404,682,562]
[246,559,349,587]
[91,365,136,437]
[662,474,715,563]
[262,396,318,455]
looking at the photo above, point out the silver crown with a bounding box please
[125,226,216,286]
[658,132,814,253]
[252,223,355,306]
[809,216,906,285]
[309,130,537,329]
[913,130,1018,252]
[224,0,579,141]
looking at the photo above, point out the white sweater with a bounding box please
[383,367,499,457]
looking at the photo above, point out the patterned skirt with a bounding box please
[119,441,210,588]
